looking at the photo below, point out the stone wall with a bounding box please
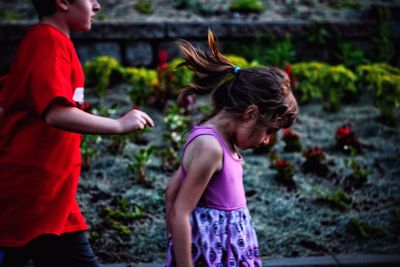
[0,19,399,74]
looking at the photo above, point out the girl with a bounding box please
[165,30,298,267]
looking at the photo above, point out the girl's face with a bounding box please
[234,117,275,150]
[66,0,101,32]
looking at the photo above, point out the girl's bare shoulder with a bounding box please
[182,134,223,171]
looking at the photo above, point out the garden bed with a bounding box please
[2,0,398,264]
[77,81,400,264]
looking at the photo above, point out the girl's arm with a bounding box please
[165,168,182,235]
[169,136,222,267]
[44,101,154,134]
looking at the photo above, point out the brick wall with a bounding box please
[0,19,399,75]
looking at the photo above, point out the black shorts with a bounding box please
[0,231,99,267]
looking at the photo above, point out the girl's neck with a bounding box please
[202,112,237,150]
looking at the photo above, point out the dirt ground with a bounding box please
[77,83,400,264]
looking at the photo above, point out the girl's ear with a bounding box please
[243,105,259,122]
[55,0,70,11]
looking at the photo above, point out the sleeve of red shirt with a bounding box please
[29,56,77,117]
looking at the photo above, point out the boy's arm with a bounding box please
[44,100,154,134]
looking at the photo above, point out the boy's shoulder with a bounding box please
[17,24,74,62]
[26,24,70,44]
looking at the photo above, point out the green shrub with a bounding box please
[335,42,369,69]
[373,21,395,63]
[357,63,400,126]
[323,65,357,111]
[124,67,158,106]
[223,36,270,65]
[345,158,368,188]
[291,61,326,103]
[95,12,108,21]
[128,146,157,185]
[316,188,352,210]
[0,10,21,20]
[229,0,265,13]
[167,58,193,96]
[328,0,361,9]
[162,103,191,149]
[160,147,180,171]
[291,62,357,111]
[265,36,296,68]
[134,0,154,14]
[271,159,296,189]
[347,218,385,239]
[306,22,330,45]
[102,198,143,235]
[225,55,251,68]
[80,135,101,170]
[83,56,123,97]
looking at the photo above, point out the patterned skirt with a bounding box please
[166,206,262,267]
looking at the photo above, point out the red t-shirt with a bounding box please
[0,24,88,247]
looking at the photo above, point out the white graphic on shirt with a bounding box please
[72,87,84,104]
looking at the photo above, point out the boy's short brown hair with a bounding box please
[32,0,74,19]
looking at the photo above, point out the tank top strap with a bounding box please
[182,126,242,161]
[182,126,220,154]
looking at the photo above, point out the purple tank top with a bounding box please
[180,126,247,211]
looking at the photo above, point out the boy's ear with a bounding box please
[243,105,259,122]
[55,0,70,11]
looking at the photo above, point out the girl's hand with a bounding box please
[117,109,154,133]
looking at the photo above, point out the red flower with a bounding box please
[276,160,287,167]
[157,49,169,73]
[335,123,362,154]
[313,146,323,154]
[336,126,351,139]
[167,72,174,83]
[283,128,291,137]
[284,64,297,88]
[303,146,325,160]
[283,128,299,138]
[158,49,168,65]
[158,63,168,73]
[284,64,292,76]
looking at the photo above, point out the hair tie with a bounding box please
[233,66,241,75]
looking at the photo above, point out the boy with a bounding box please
[0,0,154,266]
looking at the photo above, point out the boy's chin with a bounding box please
[73,23,92,32]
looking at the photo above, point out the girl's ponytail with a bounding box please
[176,30,235,106]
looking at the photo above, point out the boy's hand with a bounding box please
[117,109,154,133]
